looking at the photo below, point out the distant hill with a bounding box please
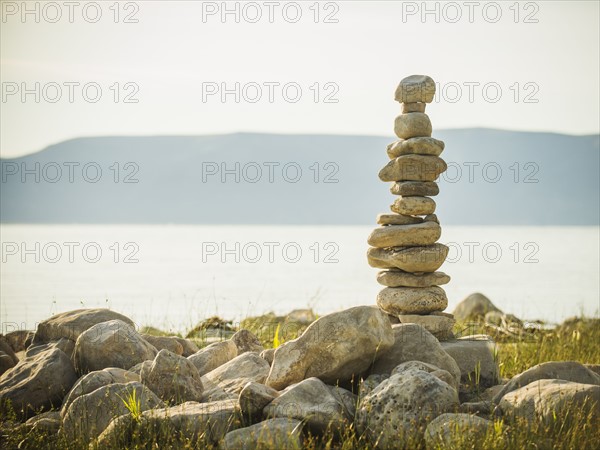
[1,129,598,225]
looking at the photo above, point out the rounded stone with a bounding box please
[377,286,448,315]
[398,314,455,338]
[379,155,447,183]
[367,244,449,272]
[377,270,451,288]
[387,137,445,158]
[394,113,432,139]
[376,213,423,226]
[367,222,441,248]
[390,181,439,197]
[402,102,426,113]
[394,75,436,103]
[391,196,436,216]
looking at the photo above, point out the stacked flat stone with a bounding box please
[367,75,454,340]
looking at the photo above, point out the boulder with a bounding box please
[61,367,139,415]
[398,313,455,340]
[260,348,275,365]
[493,361,600,403]
[0,352,15,377]
[239,381,279,417]
[25,337,75,359]
[266,306,394,390]
[452,293,502,323]
[202,352,270,402]
[370,324,461,384]
[73,319,157,374]
[222,418,303,450]
[96,399,240,447]
[441,335,500,390]
[498,379,600,423]
[264,377,354,434]
[232,330,264,354]
[25,410,61,431]
[142,334,184,355]
[424,413,494,448]
[140,349,203,404]
[0,347,77,419]
[391,361,458,391]
[358,374,389,399]
[2,330,34,352]
[356,369,459,447]
[33,308,135,344]
[175,338,200,357]
[188,340,238,375]
[62,381,163,444]
[0,337,19,365]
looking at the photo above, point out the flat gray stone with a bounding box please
[379,155,446,182]
[391,181,439,196]
[367,244,449,272]
[376,213,423,226]
[387,137,445,158]
[377,270,450,288]
[367,222,441,248]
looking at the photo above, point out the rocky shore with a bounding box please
[1,293,598,449]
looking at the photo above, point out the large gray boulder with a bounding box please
[232,329,264,354]
[356,369,459,448]
[264,377,355,434]
[73,319,157,374]
[140,349,203,403]
[498,379,600,422]
[266,306,394,390]
[424,413,494,448]
[239,381,279,417]
[33,308,135,344]
[2,330,34,352]
[441,335,500,389]
[370,323,460,384]
[493,361,600,403]
[222,418,303,450]
[188,340,238,375]
[61,367,139,415]
[62,381,163,444]
[0,347,77,419]
[25,337,75,359]
[96,399,240,447]
[142,334,184,355]
[202,352,270,402]
[452,293,502,323]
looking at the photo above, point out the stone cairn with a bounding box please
[367,74,454,340]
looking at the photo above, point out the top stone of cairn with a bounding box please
[394,75,436,104]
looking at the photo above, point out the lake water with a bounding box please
[1,225,598,334]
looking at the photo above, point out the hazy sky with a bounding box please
[1,1,599,157]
